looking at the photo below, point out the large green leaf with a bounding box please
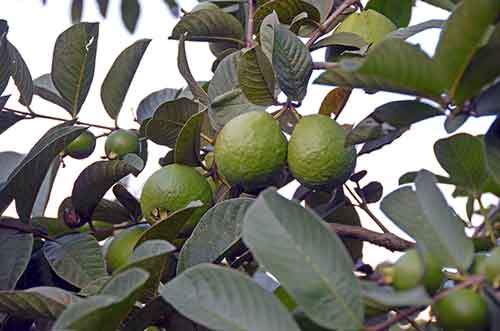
[315,38,445,100]
[434,133,489,196]
[7,41,33,106]
[161,264,301,331]
[174,110,204,167]
[380,170,474,271]
[0,122,85,220]
[53,268,149,331]
[366,0,413,28]
[253,0,320,32]
[101,39,151,119]
[0,229,33,291]
[177,198,254,273]
[144,97,200,148]
[238,46,276,106]
[433,0,500,101]
[33,73,73,114]
[71,159,142,222]
[52,22,99,117]
[43,232,107,288]
[0,287,80,320]
[171,8,244,45]
[208,51,265,130]
[242,189,364,331]
[135,88,180,124]
[272,24,312,102]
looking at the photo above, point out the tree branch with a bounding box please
[246,0,256,48]
[345,185,391,233]
[329,223,414,252]
[312,62,339,70]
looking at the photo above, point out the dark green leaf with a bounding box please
[43,233,107,288]
[311,32,367,52]
[381,170,474,271]
[31,155,60,217]
[7,41,33,106]
[366,0,413,28]
[174,110,204,167]
[144,97,200,148]
[359,181,383,204]
[0,151,23,184]
[71,0,83,23]
[485,118,500,186]
[242,189,364,330]
[0,108,26,135]
[361,281,431,310]
[177,198,254,273]
[178,34,209,105]
[71,160,142,222]
[96,0,110,17]
[58,197,134,226]
[112,184,141,222]
[475,81,500,116]
[121,0,141,33]
[433,0,500,101]
[444,112,468,133]
[33,73,73,114]
[253,0,320,33]
[272,24,313,102]
[101,39,151,119]
[0,122,85,220]
[0,229,33,290]
[136,88,180,124]
[52,22,99,117]
[0,20,10,96]
[161,264,301,331]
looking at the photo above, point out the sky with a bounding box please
[0,0,495,265]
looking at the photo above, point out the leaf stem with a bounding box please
[246,0,256,48]
[345,185,390,233]
[3,107,115,131]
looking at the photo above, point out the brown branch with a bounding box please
[366,275,485,331]
[246,0,256,48]
[312,62,339,70]
[345,185,390,234]
[3,107,115,131]
[306,0,360,48]
[329,223,414,252]
[0,218,56,242]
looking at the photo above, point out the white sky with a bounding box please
[0,0,495,265]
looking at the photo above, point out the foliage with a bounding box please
[1,0,500,330]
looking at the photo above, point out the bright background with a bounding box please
[0,0,494,265]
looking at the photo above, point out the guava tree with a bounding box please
[1,0,500,330]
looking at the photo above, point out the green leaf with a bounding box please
[53,268,149,331]
[31,155,60,217]
[0,122,85,220]
[454,23,500,104]
[101,39,151,119]
[161,264,301,331]
[0,110,25,135]
[96,0,110,17]
[387,19,445,40]
[144,97,200,148]
[434,133,488,196]
[346,100,443,147]
[242,189,364,331]
[433,0,500,101]
[174,110,204,167]
[135,202,203,247]
[71,159,142,222]
[303,0,334,21]
[177,34,209,105]
[33,73,73,114]
[0,287,80,320]
[315,39,445,100]
[121,0,140,33]
[112,240,175,302]
[52,22,99,117]
[259,11,280,61]
[254,0,320,33]
[135,88,180,124]
[361,281,431,310]
[0,20,10,96]
[208,51,265,130]
[310,32,368,52]
[485,118,500,186]
[43,232,107,288]
[170,8,244,45]
[475,81,500,117]
[0,229,33,291]
[71,0,83,23]
[7,41,33,106]
[112,184,142,222]
[177,198,254,273]
[272,24,313,102]
[58,197,134,226]
[334,9,396,45]
[380,170,474,271]
[238,45,276,106]
[366,0,413,28]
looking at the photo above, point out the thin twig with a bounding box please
[306,0,359,48]
[345,185,390,233]
[312,62,339,70]
[246,0,256,48]
[3,107,115,131]
[477,197,496,244]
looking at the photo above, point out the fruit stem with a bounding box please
[345,185,390,233]
[477,196,497,245]
[3,107,115,131]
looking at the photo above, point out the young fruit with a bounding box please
[105,129,140,160]
[64,130,96,159]
[288,115,356,189]
[392,249,444,294]
[214,111,287,189]
[140,164,213,229]
[477,247,500,286]
[335,9,396,45]
[105,224,149,273]
[433,289,489,331]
